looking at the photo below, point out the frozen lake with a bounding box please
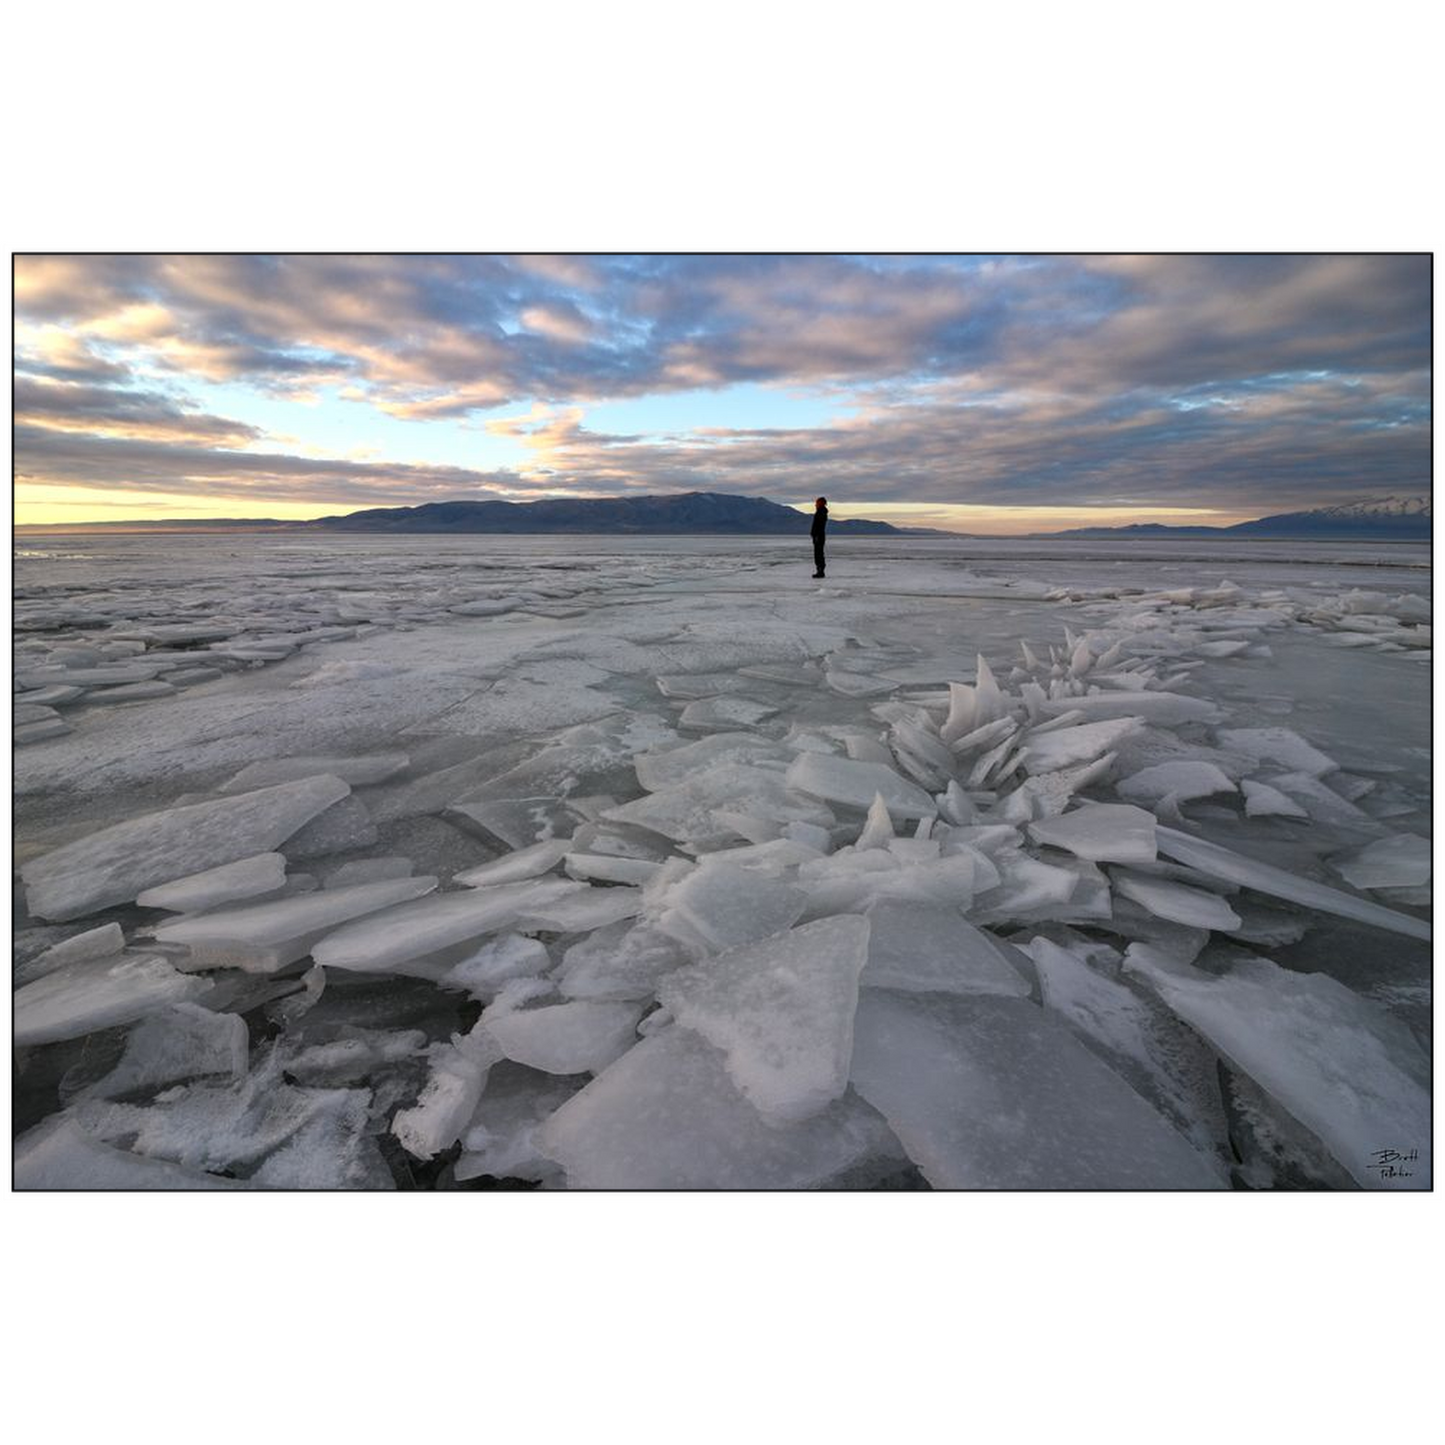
[12,533,1433,1189]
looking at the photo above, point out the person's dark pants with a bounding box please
[812,538,825,575]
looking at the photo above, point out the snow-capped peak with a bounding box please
[1312,495,1431,520]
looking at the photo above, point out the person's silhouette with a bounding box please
[811,496,828,578]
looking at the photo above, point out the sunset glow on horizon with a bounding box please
[13,255,1430,531]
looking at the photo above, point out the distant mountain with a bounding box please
[302,491,906,535]
[1045,495,1431,542]
[13,491,914,537]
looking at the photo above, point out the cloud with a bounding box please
[12,253,1431,519]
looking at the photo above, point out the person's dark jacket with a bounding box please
[810,505,828,539]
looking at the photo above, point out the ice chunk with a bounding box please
[445,934,553,998]
[15,953,209,1046]
[785,753,936,819]
[536,1026,901,1188]
[972,854,1078,918]
[326,856,414,888]
[21,922,126,981]
[313,878,585,973]
[657,863,807,951]
[1040,691,1221,725]
[939,655,1008,744]
[657,916,869,1125]
[1155,827,1430,941]
[15,718,72,744]
[558,920,693,1001]
[1117,761,1236,805]
[564,852,661,885]
[155,875,439,973]
[282,794,379,859]
[136,853,288,912]
[15,1118,241,1190]
[1330,834,1431,891]
[849,991,1226,1188]
[86,680,177,703]
[632,733,787,792]
[855,793,897,850]
[861,901,1030,998]
[487,1001,644,1075]
[603,764,834,848]
[678,695,778,730]
[21,775,350,922]
[1026,938,1230,1169]
[1125,947,1431,1189]
[1265,772,1380,832]
[456,1063,585,1182]
[1241,780,1309,819]
[83,1003,248,1100]
[1217,727,1338,777]
[392,1022,503,1160]
[1113,870,1242,931]
[1022,717,1142,773]
[518,885,643,933]
[448,796,579,850]
[220,753,410,791]
[1027,803,1157,865]
[453,838,572,887]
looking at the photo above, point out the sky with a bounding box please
[12,253,1431,532]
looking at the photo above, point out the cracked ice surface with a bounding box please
[12,533,1432,1189]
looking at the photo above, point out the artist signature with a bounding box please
[1369,1148,1419,1180]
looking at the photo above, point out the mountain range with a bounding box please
[1045,495,1431,541]
[14,491,1430,540]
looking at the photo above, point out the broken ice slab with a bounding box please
[487,1000,644,1075]
[14,1117,242,1190]
[1026,937,1231,1170]
[536,1026,903,1188]
[447,796,581,851]
[16,684,86,707]
[86,680,177,704]
[1263,772,1382,833]
[1216,727,1338,777]
[602,763,835,849]
[658,916,870,1125]
[15,953,210,1046]
[557,920,693,1002]
[1330,834,1431,891]
[19,922,126,982]
[453,838,571,887]
[1027,803,1158,865]
[1241,779,1309,819]
[678,695,779,730]
[632,732,791,793]
[282,794,380,859]
[456,1064,584,1184]
[326,856,415,888]
[1112,870,1242,931]
[220,753,411,791]
[656,862,807,951]
[564,852,661,885]
[154,875,439,973]
[447,933,552,999]
[21,774,350,922]
[312,878,585,974]
[392,1023,502,1160]
[1039,691,1221,725]
[1155,826,1430,941]
[1020,717,1143,773]
[15,703,60,726]
[517,885,644,934]
[1117,761,1237,805]
[848,990,1226,1189]
[15,718,72,745]
[81,1002,248,1100]
[860,901,1030,998]
[785,753,937,819]
[1124,946,1431,1189]
[78,1063,386,1185]
[136,853,288,912]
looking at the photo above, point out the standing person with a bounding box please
[810,496,828,578]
